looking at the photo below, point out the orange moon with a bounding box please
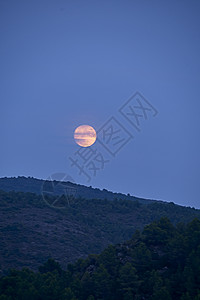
[74,125,96,147]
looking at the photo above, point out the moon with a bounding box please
[74,125,97,147]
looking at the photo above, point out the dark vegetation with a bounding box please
[1,218,200,299]
[0,176,155,204]
[0,178,200,273]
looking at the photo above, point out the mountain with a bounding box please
[1,218,200,300]
[0,177,200,273]
[0,176,156,204]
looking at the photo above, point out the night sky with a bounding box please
[1,1,200,208]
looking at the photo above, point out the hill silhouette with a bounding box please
[0,176,156,204]
[0,177,200,273]
[1,218,200,299]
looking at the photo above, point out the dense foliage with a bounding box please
[1,189,200,272]
[0,176,149,204]
[1,218,200,299]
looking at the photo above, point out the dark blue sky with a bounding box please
[1,1,200,208]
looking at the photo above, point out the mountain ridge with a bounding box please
[0,176,162,205]
[0,177,200,273]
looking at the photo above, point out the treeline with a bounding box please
[0,176,148,204]
[1,189,200,273]
[1,218,200,299]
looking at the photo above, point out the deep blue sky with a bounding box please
[1,1,200,208]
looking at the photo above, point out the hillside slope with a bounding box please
[0,176,156,204]
[1,218,200,299]
[0,188,200,273]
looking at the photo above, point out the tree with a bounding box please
[152,287,172,300]
[39,258,62,275]
[118,262,138,297]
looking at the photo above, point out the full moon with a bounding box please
[74,125,97,147]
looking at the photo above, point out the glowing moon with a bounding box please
[74,125,96,147]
